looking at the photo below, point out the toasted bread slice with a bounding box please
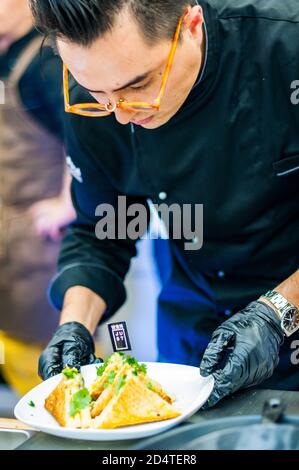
[139,374,175,404]
[93,353,175,404]
[44,369,83,428]
[90,353,124,400]
[91,363,131,418]
[93,370,181,429]
[80,406,92,429]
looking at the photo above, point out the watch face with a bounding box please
[282,308,299,335]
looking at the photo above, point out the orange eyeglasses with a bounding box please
[63,15,184,117]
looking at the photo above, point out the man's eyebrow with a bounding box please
[78,71,154,94]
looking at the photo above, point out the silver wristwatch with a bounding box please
[260,290,299,337]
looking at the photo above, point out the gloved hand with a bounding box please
[200,301,284,408]
[39,321,102,380]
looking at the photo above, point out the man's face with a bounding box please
[58,6,204,129]
[0,0,31,36]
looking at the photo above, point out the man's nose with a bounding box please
[114,107,135,126]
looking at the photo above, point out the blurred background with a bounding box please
[0,0,161,418]
[0,237,160,417]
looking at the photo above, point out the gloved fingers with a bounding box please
[38,345,62,380]
[207,345,252,402]
[61,352,102,372]
[61,344,82,370]
[201,375,228,410]
[200,329,235,377]
[89,354,104,364]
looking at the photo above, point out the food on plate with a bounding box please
[93,367,181,429]
[44,353,181,429]
[91,353,175,404]
[45,368,91,428]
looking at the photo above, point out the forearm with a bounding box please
[59,286,107,335]
[275,269,299,307]
[260,269,299,315]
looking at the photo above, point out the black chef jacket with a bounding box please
[49,0,299,388]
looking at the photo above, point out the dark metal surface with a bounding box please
[133,418,299,450]
[16,389,299,450]
[190,389,299,424]
[133,391,299,450]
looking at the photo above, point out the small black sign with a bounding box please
[108,321,132,352]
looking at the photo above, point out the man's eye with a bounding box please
[130,82,150,91]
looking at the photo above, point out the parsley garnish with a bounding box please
[107,370,117,383]
[103,371,117,389]
[28,400,35,408]
[147,382,153,391]
[115,375,127,395]
[138,363,147,375]
[62,368,79,379]
[69,388,91,417]
[125,356,147,375]
[96,361,108,377]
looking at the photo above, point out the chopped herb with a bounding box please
[69,388,91,417]
[138,363,147,375]
[96,361,108,377]
[125,356,136,367]
[147,382,153,391]
[62,368,79,379]
[125,356,147,375]
[107,370,117,383]
[115,375,127,395]
[103,371,117,389]
[28,400,35,408]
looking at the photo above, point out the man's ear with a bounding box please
[183,4,204,36]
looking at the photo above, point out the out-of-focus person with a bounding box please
[0,0,75,395]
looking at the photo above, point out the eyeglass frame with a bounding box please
[63,14,184,118]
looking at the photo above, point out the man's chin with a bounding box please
[139,113,174,130]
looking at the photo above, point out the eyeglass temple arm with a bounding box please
[63,63,71,109]
[155,15,184,105]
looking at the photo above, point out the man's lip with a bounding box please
[132,115,154,126]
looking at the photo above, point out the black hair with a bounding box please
[30,0,196,46]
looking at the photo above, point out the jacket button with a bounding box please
[224,309,232,316]
[159,192,167,201]
[217,270,226,279]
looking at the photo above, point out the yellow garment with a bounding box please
[0,331,42,396]
[0,331,104,396]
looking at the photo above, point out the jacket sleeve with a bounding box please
[48,118,149,321]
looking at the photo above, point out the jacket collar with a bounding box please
[164,1,220,128]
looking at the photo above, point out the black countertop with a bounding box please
[18,389,299,450]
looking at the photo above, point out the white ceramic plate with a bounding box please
[15,362,214,441]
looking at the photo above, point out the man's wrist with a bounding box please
[258,296,281,320]
[274,270,299,309]
[60,286,107,335]
[259,288,299,337]
[259,295,281,319]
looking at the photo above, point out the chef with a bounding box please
[0,0,75,394]
[31,0,299,407]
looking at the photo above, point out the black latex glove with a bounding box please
[200,301,284,409]
[39,321,102,380]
